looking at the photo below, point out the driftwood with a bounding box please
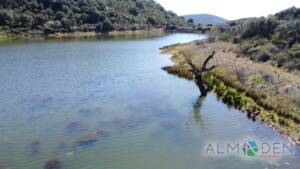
[187,51,216,96]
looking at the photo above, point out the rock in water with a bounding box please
[77,134,97,145]
[44,159,62,169]
[66,121,84,133]
[96,129,110,137]
[31,140,40,146]
[30,140,41,155]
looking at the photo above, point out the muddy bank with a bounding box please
[161,40,300,145]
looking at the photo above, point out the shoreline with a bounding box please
[160,40,300,145]
[0,27,205,42]
[0,28,166,41]
[48,29,166,39]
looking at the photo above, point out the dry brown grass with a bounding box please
[162,40,300,143]
[165,40,300,113]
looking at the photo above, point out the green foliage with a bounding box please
[0,33,7,39]
[289,43,300,57]
[162,62,300,129]
[240,17,276,39]
[218,31,231,41]
[0,0,189,35]
[162,64,194,80]
[205,72,300,125]
[129,6,138,16]
[249,75,264,84]
[0,9,14,26]
[273,19,300,48]
[276,6,300,20]
[219,7,300,70]
[187,18,194,23]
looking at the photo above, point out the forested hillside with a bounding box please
[183,14,227,25]
[218,7,300,71]
[0,0,189,35]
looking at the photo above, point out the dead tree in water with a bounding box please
[186,51,216,96]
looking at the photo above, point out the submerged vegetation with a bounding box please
[44,159,62,169]
[0,0,189,36]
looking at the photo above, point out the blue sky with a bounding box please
[156,0,300,20]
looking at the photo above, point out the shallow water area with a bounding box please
[0,33,299,169]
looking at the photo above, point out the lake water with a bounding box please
[0,34,299,169]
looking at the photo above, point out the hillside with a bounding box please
[217,6,300,71]
[161,7,300,144]
[183,14,227,25]
[0,0,189,36]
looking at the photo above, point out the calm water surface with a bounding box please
[0,34,299,169]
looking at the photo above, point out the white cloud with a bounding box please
[156,0,300,20]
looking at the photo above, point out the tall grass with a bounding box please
[161,40,300,143]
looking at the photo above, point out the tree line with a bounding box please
[0,0,189,35]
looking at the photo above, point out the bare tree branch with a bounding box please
[200,51,216,73]
[188,51,216,96]
[204,65,217,72]
[187,60,200,74]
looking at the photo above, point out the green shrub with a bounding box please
[250,75,264,84]
[289,43,300,58]
[218,7,300,71]
[162,65,194,80]
[0,0,189,35]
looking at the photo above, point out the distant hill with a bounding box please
[0,0,189,36]
[183,14,227,25]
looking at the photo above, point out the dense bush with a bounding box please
[0,0,189,35]
[276,6,300,20]
[219,7,300,70]
[272,19,300,48]
[240,17,276,39]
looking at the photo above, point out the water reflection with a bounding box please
[192,95,205,126]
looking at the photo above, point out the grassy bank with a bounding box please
[47,29,165,39]
[161,40,300,144]
[0,33,14,40]
[0,34,7,39]
[0,29,165,42]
